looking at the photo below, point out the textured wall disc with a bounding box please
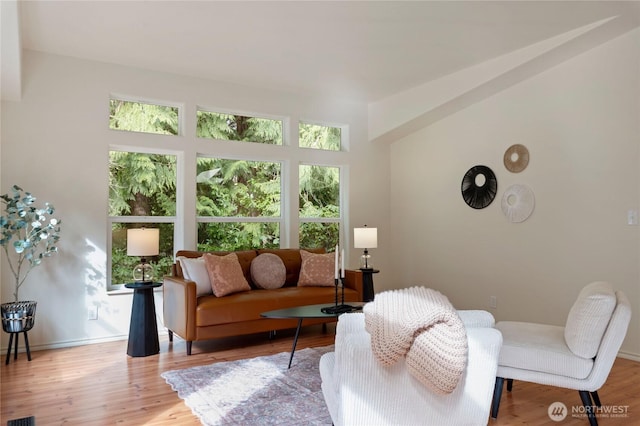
[504,144,529,173]
[461,165,497,209]
[501,184,535,223]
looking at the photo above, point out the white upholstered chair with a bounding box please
[491,281,631,426]
[320,310,502,426]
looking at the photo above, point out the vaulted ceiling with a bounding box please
[2,1,639,103]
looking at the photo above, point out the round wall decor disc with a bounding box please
[461,165,497,209]
[501,184,535,223]
[504,144,529,173]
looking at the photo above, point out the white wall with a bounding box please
[390,29,640,358]
[0,51,391,350]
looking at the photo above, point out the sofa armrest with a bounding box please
[343,269,364,301]
[162,275,198,341]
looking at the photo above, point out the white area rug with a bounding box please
[161,346,333,425]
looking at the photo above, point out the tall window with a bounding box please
[108,151,176,287]
[299,164,340,250]
[108,98,179,288]
[196,157,282,251]
[197,109,283,145]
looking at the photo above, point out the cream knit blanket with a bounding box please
[364,287,468,394]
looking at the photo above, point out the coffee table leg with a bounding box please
[288,318,304,369]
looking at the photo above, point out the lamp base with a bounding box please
[359,253,372,269]
[133,262,154,283]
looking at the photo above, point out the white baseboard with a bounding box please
[1,329,169,353]
[618,350,640,362]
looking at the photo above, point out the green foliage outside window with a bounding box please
[299,123,341,151]
[299,165,340,249]
[197,110,282,144]
[196,157,281,218]
[109,99,178,135]
[197,222,279,252]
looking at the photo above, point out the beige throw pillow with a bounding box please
[298,250,335,287]
[203,253,251,297]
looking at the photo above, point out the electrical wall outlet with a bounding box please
[489,296,497,309]
[87,306,98,320]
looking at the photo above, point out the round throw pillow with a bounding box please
[250,253,286,289]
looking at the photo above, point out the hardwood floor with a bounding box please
[1,325,638,425]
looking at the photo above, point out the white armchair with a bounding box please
[491,282,632,426]
[320,311,502,426]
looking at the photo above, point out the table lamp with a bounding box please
[354,225,377,270]
[127,228,159,283]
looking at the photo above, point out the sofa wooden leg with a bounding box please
[186,341,192,356]
[491,377,504,419]
[579,390,598,426]
[168,330,173,342]
[507,378,513,392]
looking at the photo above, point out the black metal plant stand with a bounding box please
[1,301,37,365]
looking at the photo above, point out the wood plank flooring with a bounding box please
[1,324,638,425]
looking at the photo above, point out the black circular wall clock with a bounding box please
[461,165,498,209]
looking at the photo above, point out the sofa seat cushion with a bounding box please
[496,321,594,379]
[196,286,359,327]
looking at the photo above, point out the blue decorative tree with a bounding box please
[1,185,62,302]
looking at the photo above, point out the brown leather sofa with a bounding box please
[163,248,364,354]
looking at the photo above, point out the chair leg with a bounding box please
[507,378,513,392]
[168,329,173,342]
[579,390,598,426]
[591,391,601,407]
[491,377,505,419]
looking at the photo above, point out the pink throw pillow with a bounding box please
[298,250,335,287]
[203,253,251,297]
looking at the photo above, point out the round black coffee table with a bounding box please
[261,302,363,368]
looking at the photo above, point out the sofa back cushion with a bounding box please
[564,281,616,359]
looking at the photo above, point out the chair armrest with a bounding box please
[458,310,495,328]
[162,275,198,341]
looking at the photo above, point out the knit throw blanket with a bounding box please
[364,287,468,394]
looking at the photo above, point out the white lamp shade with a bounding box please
[127,228,160,257]
[354,227,377,249]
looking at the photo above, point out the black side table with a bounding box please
[361,269,380,302]
[125,282,162,357]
